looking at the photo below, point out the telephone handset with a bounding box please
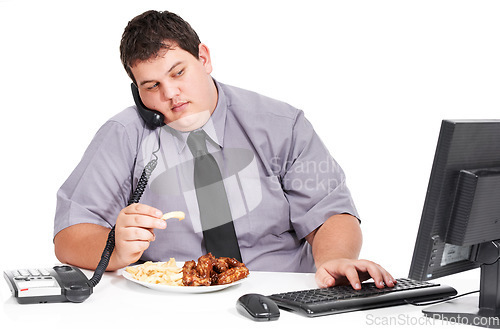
[131,83,165,129]
[3,84,162,304]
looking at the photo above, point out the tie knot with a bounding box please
[187,130,208,156]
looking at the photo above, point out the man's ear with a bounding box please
[198,43,213,74]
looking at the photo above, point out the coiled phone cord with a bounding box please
[88,133,161,288]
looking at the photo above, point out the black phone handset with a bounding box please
[88,83,164,287]
[131,83,165,129]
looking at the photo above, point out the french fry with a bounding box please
[161,211,185,221]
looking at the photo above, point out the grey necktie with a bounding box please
[187,130,242,261]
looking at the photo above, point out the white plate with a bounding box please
[122,262,248,293]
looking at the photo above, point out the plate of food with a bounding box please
[122,253,249,293]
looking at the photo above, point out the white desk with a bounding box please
[1,266,481,328]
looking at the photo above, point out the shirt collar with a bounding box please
[164,79,228,154]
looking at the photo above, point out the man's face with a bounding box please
[130,43,217,132]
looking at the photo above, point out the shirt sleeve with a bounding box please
[280,110,359,240]
[53,121,136,237]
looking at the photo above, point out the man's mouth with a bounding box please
[171,102,188,112]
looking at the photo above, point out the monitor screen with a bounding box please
[409,119,500,281]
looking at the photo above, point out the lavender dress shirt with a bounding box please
[54,80,358,272]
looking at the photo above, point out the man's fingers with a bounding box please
[344,265,362,290]
[124,240,151,255]
[128,215,166,230]
[315,259,396,290]
[315,267,336,288]
[344,260,393,289]
[120,226,156,242]
[114,204,169,266]
[124,203,163,218]
[119,204,166,230]
[356,260,396,288]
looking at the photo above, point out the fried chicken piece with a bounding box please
[213,257,229,273]
[196,253,215,280]
[215,266,250,285]
[182,260,211,286]
[182,260,196,275]
[219,257,246,268]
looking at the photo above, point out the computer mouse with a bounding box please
[236,293,280,321]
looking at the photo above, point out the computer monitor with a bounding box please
[408,119,500,325]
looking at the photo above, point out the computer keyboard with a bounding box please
[268,278,457,317]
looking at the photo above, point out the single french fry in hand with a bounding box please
[161,211,185,221]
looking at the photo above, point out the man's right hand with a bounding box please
[54,203,166,271]
[113,203,166,268]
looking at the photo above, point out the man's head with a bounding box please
[120,10,200,84]
[120,10,217,132]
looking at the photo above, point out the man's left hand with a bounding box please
[315,258,396,289]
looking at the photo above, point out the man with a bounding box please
[54,10,395,289]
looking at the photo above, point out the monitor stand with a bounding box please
[423,241,500,328]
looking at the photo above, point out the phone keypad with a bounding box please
[6,268,61,297]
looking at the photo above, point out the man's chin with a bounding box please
[167,110,211,132]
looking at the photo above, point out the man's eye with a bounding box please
[147,82,159,90]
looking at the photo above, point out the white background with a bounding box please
[0,0,499,281]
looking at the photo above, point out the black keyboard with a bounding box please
[269,278,457,317]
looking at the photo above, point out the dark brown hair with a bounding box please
[120,10,201,83]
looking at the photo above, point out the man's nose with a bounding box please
[160,84,180,100]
